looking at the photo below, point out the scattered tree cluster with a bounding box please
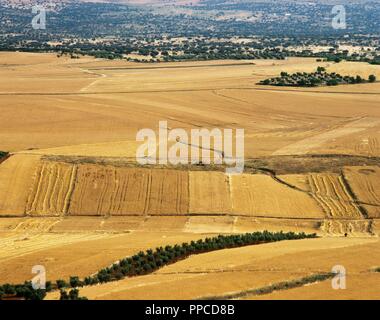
[259,68,377,87]
[0,281,51,300]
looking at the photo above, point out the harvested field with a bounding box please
[0,227,219,284]
[231,174,323,218]
[26,162,77,216]
[0,155,40,216]
[273,117,380,156]
[252,274,380,300]
[23,140,144,158]
[145,169,189,215]
[233,217,320,234]
[1,53,380,300]
[244,155,380,175]
[68,164,118,216]
[343,166,380,218]
[6,218,62,234]
[184,216,235,233]
[189,171,231,214]
[184,215,320,234]
[307,173,364,219]
[0,230,115,262]
[50,216,144,233]
[139,216,189,231]
[45,237,379,300]
[278,174,313,191]
[1,156,374,220]
[320,219,374,236]
[98,167,150,216]
[68,166,189,216]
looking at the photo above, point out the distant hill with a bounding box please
[79,0,199,4]
[1,0,379,37]
[2,0,379,7]
[0,0,200,6]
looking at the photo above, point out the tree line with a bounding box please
[0,230,317,300]
[57,231,317,288]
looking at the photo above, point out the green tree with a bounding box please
[69,276,82,288]
[369,75,376,83]
[56,279,68,289]
[59,289,69,300]
[45,281,52,292]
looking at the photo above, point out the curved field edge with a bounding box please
[55,231,317,296]
[62,237,379,300]
[0,231,317,300]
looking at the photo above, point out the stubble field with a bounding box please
[0,52,379,299]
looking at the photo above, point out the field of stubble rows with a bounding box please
[0,52,379,299]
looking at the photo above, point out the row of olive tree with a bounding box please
[0,281,51,300]
[56,231,317,288]
[59,289,88,300]
[0,231,317,300]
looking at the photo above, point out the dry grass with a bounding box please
[0,53,380,299]
[344,166,380,218]
[26,161,77,216]
[231,174,323,218]
[0,155,40,216]
[45,237,379,300]
[189,171,232,214]
[307,173,363,219]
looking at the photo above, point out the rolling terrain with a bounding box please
[0,52,379,299]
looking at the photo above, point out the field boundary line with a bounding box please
[198,273,335,300]
[1,87,380,96]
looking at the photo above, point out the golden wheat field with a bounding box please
[0,52,379,300]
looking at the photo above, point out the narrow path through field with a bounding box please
[79,69,107,92]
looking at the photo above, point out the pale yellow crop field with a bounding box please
[45,237,380,300]
[307,173,363,219]
[26,162,77,216]
[344,166,380,218]
[189,171,231,214]
[0,52,379,300]
[230,174,323,218]
[0,155,40,215]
